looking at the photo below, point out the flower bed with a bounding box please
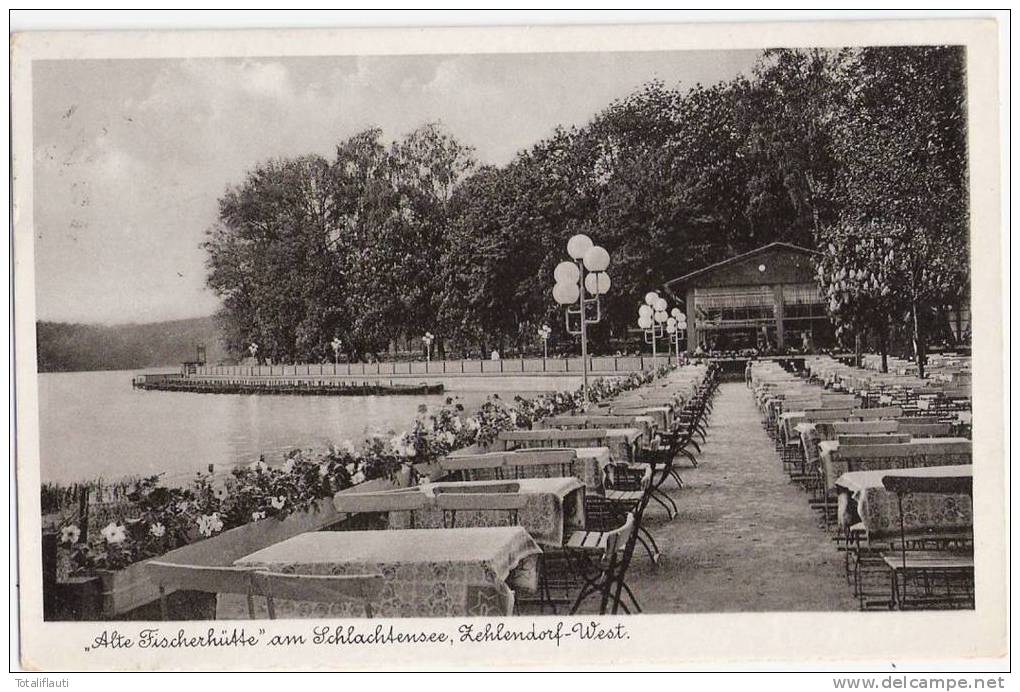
[49,366,671,582]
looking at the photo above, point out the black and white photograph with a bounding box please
[11,14,1006,672]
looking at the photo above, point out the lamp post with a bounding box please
[331,337,342,365]
[552,234,611,403]
[666,308,687,367]
[422,332,435,364]
[538,324,552,363]
[638,292,669,366]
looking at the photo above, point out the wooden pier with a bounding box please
[131,373,444,396]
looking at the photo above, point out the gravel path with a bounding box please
[621,381,858,613]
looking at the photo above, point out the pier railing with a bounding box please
[192,356,668,378]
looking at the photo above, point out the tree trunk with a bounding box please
[910,271,926,379]
[879,324,889,374]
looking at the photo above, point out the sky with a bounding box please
[31,50,761,325]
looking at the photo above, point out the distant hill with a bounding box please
[35,316,232,373]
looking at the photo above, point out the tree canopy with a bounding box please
[203,46,970,367]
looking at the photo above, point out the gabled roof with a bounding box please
[663,242,819,290]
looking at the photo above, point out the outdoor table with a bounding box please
[819,438,972,491]
[386,476,586,547]
[219,527,542,618]
[834,465,973,537]
[498,428,635,463]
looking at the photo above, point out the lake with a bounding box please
[37,370,581,485]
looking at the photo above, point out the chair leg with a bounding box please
[669,469,685,488]
[638,526,661,564]
[649,489,676,520]
[159,586,168,621]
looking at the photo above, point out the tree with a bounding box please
[823,46,969,376]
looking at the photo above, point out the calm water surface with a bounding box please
[38,370,581,485]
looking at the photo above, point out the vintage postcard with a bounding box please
[11,17,1005,671]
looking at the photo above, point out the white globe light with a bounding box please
[674,311,686,322]
[637,315,653,329]
[671,307,682,318]
[666,324,677,334]
[596,273,611,295]
[678,320,687,330]
[667,317,677,327]
[566,234,593,260]
[654,297,668,312]
[584,272,611,296]
[654,310,667,323]
[644,291,659,306]
[583,245,610,272]
[638,304,653,319]
[553,261,580,285]
[552,281,580,305]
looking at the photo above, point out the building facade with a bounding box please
[663,242,833,354]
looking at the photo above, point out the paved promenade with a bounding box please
[623,381,857,612]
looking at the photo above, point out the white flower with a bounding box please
[197,513,223,537]
[281,458,296,474]
[101,522,127,545]
[317,463,329,478]
[59,525,81,544]
[251,511,266,522]
[442,431,456,447]
[270,496,286,510]
[149,522,166,538]
[351,471,366,485]
[341,439,357,455]
[176,500,192,513]
[344,462,357,475]
[452,416,463,431]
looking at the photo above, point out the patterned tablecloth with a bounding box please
[604,427,643,463]
[387,476,585,547]
[219,527,542,619]
[570,446,612,491]
[834,465,973,537]
[820,438,972,491]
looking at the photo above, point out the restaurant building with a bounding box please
[663,242,833,353]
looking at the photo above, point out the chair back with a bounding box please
[498,428,608,450]
[805,408,854,421]
[333,490,430,515]
[435,492,529,528]
[852,406,904,420]
[505,449,576,479]
[439,453,508,481]
[146,561,256,619]
[837,433,912,447]
[251,571,384,619]
[831,420,899,435]
[897,422,952,438]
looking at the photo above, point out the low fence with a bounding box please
[194,356,669,378]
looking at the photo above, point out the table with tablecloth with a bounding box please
[834,465,973,537]
[219,527,542,619]
[819,438,972,491]
[385,476,585,547]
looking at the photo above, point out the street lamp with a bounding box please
[537,324,552,362]
[666,307,687,367]
[552,233,611,402]
[422,332,435,364]
[638,292,669,365]
[331,337,342,365]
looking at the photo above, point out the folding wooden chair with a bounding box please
[880,474,974,609]
[146,561,257,620]
[251,571,385,619]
